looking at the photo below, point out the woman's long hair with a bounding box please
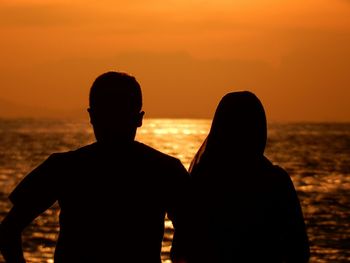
[190,91,268,175]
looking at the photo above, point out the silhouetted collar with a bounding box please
[94,140,137,152]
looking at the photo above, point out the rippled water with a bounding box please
[0,119,349,263]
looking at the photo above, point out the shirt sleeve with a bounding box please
[9,153,61,214]
[167,159,191,261]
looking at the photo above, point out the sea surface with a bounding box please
[0,119,349,263]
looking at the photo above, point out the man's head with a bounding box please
[88,71,144,143]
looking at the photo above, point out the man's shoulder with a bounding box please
[135,142,189,182]
[135,141,182,166]
[49,142,185,171]
[135,141,178,160]
[48,143,97,162]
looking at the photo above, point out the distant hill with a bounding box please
[0,98,85,119]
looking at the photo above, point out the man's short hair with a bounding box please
[89,71,142,113]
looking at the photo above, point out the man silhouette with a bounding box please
[0,71,189,263]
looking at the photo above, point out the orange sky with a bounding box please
[0,0,349,121]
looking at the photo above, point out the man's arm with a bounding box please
[166,159,191,263]
[1,154,61,263]
[0,205,42,263]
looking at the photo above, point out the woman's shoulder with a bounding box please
[270,164,289,177]
[261,158,292,185]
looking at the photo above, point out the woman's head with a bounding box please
[206,91,267,158]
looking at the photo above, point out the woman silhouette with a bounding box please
[183,91,310,263]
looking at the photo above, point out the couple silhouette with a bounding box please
[0,71,310,263]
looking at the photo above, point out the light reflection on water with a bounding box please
[0,119,349,262]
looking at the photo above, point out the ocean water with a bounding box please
[0,119,349,263]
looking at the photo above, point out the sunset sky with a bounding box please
[0,0,349,121]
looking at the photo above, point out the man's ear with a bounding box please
[137,111,145,127]
[87,108,94,125]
